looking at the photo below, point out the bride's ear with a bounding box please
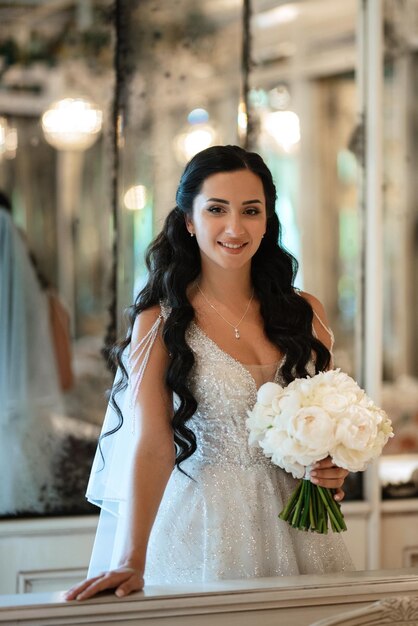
[185,216,194,237]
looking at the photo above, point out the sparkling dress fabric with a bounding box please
[143,321,354,584]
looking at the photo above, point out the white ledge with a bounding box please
[340,500,371,515]
[1,568,418,625]
[381,498,418,513]
[0,515,98,537]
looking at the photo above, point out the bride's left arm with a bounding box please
[299,291,348,502]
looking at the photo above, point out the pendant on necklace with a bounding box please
[234,328,240,339]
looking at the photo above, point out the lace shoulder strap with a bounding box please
[160,301,171,320]
[128,312,164,427]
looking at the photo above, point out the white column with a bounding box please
[358,0,384,570]
[56,150,83,335]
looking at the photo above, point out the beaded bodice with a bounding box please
[181,322,312,471]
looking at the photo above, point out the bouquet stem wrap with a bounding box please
[246,369,393,534]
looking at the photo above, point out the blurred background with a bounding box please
[0,0,418,582]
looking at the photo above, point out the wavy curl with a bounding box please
[105,145,331,472]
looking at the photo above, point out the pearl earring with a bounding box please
[190,233,194,237]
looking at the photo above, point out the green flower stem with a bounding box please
[317,487,347,532]
[314,484,326,533]
[278,481,303,521]
[291,482,305,526]
[330,494,347,532]
[324,488,346,530]
[278,479,347,534]
[300,480,311,530]
[310,487,316,528]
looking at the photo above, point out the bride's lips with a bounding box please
[217,241,248,254]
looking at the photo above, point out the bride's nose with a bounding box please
[224,213,245,236]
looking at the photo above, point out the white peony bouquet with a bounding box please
[246,369,394,533]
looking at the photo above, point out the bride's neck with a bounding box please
[197,268,253,304]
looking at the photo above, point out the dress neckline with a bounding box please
[191,321,285,391]
[245,362,279,368]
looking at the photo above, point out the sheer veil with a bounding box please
[86,313,164,576]
[85,365,137,575]
[0,209,63,514]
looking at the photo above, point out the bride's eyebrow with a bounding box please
[206,197,229,204]
[205,197,263,205]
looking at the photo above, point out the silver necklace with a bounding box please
[197,284,254,339]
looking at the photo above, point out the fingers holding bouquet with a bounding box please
[309,457,349,502]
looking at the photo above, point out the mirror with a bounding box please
[0,0,114,516]
[247,0,361,501]
[114,0,418,516]
[115,0,244,315]
[379,0,418,496]
[116,0,362,375]
[248,0,358,375]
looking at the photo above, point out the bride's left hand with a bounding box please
[309,457,348,502]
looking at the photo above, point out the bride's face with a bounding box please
[186,169,267,272]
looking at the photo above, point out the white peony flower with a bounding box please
[278,457,306,479]
[288,406,336,455]
[256,381,284,406]
[260,430,306,478]
[261,429,325,478]
[331,405,393,471]
[246,403,275,445]
[368,411,394,456]
[331,445,369,472]
[260,427,288,457]
[272,391,302,424]
[334,405,378,450]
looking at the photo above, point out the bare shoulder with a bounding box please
[131,304,163,342]
[298,290,333,350]
[298,291,328,321]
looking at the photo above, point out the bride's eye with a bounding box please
[207,206,224,214]
[244,208,261,215]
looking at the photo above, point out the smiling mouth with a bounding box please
[218,242,248,249]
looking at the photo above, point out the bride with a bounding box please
[65,145,353,601]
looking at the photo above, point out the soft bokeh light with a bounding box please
[268,85,291,111]
[174,124,216,163]
[124,185,147,211]
[187,108,209,125]
[263,110,300,152]
[0,117,18,160]
[237,101,247,133]
[41,98,103,151]
[254,3,300,28]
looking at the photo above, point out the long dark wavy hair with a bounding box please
[107,145,331,471]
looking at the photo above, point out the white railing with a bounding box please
[1,569,418,626]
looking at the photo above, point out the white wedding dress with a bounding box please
[87,307,354,583]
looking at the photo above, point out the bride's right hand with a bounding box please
[63,566,144,601]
